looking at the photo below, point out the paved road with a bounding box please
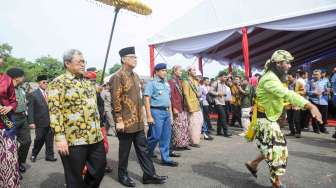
[21,127,336,188]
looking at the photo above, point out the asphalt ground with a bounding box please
[21,126,336,188]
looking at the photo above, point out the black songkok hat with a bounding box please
[37,75,48,82]
[119,47,135,57]
[6,68,24,78]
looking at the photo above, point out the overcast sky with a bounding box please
[0,0,225,77]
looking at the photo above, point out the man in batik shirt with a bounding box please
[110,46,167,187]
[48,49,106,188]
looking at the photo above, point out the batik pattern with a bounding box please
[48,71,103,146]
[254,118,288,183]
[0,129,20,188]
[172,111,189,147]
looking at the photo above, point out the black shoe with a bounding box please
[19,172,23,180]
[107,133,113,136]
[169,151,181,158]
[217,133,223,136]
[321,130,329,134]
[285,133,295,136]
[223,133,232,137]
[19,164,26,173]
[184,146,191,150]
[143,174,167,184]
[174,146,191,151]
[105,166,113,173]
[204,133,214,141]
[313,130,320,134]
[332,133,336,139]
[190,144,200,148]
[161,161,179,167]
[295,134,301,138]
[119,176,136,187]
[45,157,57,162]
[151,154,158,158]
[30,156,36,163]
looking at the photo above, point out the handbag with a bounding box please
[0,104,15,129]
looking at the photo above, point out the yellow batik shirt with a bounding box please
[47,71,103,146]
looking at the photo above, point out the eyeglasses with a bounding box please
[72,60,86,65]
[124,55,137,59]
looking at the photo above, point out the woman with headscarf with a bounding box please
[0,54,20,187]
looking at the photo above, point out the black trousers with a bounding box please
[312,104,328,132]
[117,130,156,178]
[230,104,242,127]
[215,105,229,134]
[287,109,301,134]
[32,127,54,158]
[60,141,106,188]
[300,109,310,129]
[225,102,231,124]
[15,114,31,164]
[202,105,212,130]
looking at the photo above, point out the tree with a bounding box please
[167,68,188,80]
[35,56,64,81]
[0,43,13,56]
[108,64,121,75]
[216,67,246,79]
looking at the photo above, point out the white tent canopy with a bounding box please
[148,0,336,68]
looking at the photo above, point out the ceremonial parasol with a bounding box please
[94,0,152,83]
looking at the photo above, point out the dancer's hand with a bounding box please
[56,140,69,156]
[306,103,323,124]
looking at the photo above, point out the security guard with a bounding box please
[144,63,178,167]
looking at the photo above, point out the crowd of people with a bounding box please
[0,48,335,188]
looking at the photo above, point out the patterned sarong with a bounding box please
[254,118,288,183]
[172,111,190,148]
[0,129,20,188]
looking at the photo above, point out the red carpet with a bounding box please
[328,119,336,127]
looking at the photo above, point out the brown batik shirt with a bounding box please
[109,67,144,133]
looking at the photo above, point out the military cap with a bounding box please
[154,63,167,71]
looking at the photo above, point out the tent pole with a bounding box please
[149,45,155,77]
[100,7,120,84]
[198,56,203,76]
[241,27,250,79]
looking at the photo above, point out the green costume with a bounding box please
[255,50,309,183]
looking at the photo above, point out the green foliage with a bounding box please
[0,43,12,56]
[108,64,121,74]
[96,70,104,84]
[216,67,246,79]
[166,68,188,80]
[0,42,119,83]
[34,56,64,81]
